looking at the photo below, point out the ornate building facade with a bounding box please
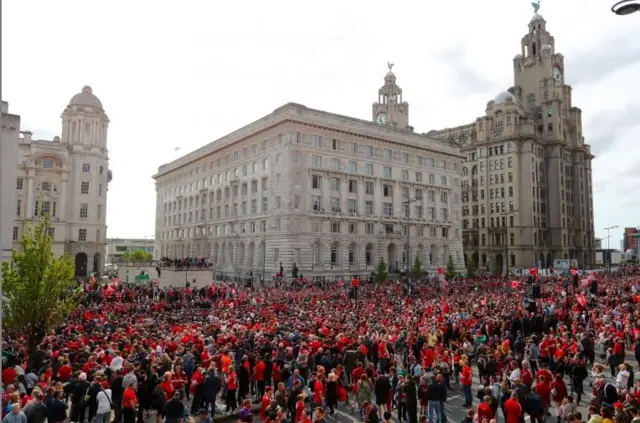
[11,86,112,277]
[1,101,20,275]
[154,69,464,281]
[428,14,596,270]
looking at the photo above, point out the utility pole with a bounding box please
[402,196,422,280]
[604,225,618,271]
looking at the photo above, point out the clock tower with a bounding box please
[372,64,410,130]
[512,13,569,143]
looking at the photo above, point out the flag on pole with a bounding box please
[174,147,180,152]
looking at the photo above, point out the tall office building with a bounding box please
[154,69,464,282]
[428,13,596,270]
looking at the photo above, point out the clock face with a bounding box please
[553,67,563,87]
[375,113,387,124]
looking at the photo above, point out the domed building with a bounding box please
[9,86,111,277]
[428,13,596,272]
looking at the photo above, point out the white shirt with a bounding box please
[509,368,522,383]
[96,389,112,415]
[616,369,630,388]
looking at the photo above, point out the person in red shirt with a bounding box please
[160,372,176,400]
[260,386,272,420]
[57,361,73,382]
[295,394,305,423]
[2,366,16,386]
[123,382,138,423]
[254,356,266,398]
[171,366,187,397]
[352,362,364,395]
[225,367,238,413]
[477,396,494,421]
[313,374,325,409]
[460,360,473,407]
[504,392,522,423]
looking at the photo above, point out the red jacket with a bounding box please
[504,399,522,423]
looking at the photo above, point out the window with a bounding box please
[330,177,340,192]
[347,161,357,173]
[81,181,90,194]
[441,227,449,238]
[348,244,357,265]
[331,221,341,233]
[98,184,103,196]
[383,167,392,178]
[312,196,322,210]
[295,131,301,143]
[312,155,322,168]
[365,182,374,195]
[12,227,18,241]
[312,135,323,148]
[416,172,423,182]
[348,223,357,234]
[82,163,90,172]
[275,196,281,209]
[348,142,357,154]
[312,175,322,189]
[331,158,340,170]
[331,243,340,265]
[401,152,409,163]
[331,197,340,212]
[311,221,322,232]
[348,180,357,193]
[348,199,357,213]
[97,204,103,219]
[261,178,268,190]
[384,149,393,160]
[440,192,448,203]
[43,159,54,169]
[365,201,374,215]
[401,170,409,181]
[332,138,340,150]
[262,158,268,170]
[78,229,87,242]
[365,145,374,156]
[365,163,374,176]
[365,224,374,235]
[383,202,393,216]
[16,199,21,217]
[262,197,268,212]
[383,184,393,197]
[79,203,88,219]
[47,227,55,238]
[41,182,52,192]
[16,178,23,190]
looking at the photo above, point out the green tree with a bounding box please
[132,250,152,262]
[376,258,388,284]
[445,255,457,281]
[1,214,78,359]
[412,254,424,280]
[466,255,478,278]
[121,251,133,262]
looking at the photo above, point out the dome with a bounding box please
[493,91,520,105]
[531,13,544,22]
[69,86,103,109]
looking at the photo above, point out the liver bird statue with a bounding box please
[532,0,541,13]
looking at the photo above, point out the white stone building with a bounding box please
[1,101,20,274]
[106,237,155,264]
[154,70,464,282]
[11,86,112,277]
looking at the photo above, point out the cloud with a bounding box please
[433,45,499,96]
[568,35,640,86]
[584,103,640,154]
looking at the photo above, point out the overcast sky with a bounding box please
[3,0,640,246]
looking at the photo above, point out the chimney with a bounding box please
[21,131,32,143]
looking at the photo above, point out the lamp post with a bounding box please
[402,196,422,280]
[604,225,619,270]
[612,0,640,15]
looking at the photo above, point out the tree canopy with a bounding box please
[412,254,424,280]
[375,258,388,284]
[121,250,153,262]
[445,255,457,281]
[1,214,79,357]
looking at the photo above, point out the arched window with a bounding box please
[365,244,373,266]
[331,243,340,266]
[510,233,515,246]
[312,242,322,265]
[348,244,357,266]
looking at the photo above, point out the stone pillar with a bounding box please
[26,174,35,218]
[60,175,68,221]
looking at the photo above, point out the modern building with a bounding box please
[1,101,20,274]
[428,13,596,271]
[153,69,464,282]
[11,86,112,277]
[106,237,155,264]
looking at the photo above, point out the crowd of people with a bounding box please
[159,257,212,270]
[3,266,640,423]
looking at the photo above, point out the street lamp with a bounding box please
[402,196,422,279]
[612,0,640,15]
[604,225,619,270]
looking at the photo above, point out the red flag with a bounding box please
[510,280,521,289]
[576,293,587,307]
[437,267,445,274]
